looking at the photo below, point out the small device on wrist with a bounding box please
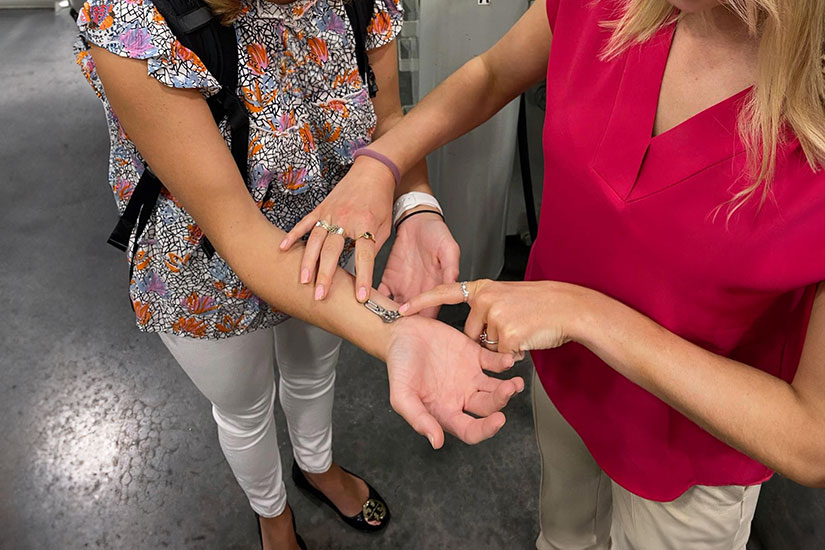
[392,192,443,228]
[364,299,402,323]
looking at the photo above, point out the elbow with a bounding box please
[780,444,825,489]
[788,471,825,490]
[799,462,825,489]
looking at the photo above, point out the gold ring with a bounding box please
[357,232,376,243]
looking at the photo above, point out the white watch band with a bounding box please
[392,192,443,227]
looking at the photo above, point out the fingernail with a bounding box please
[301,268,310,284]
[427,435,435,449]
[357,287,367,302]
[399,303,409,314]
[280,238,288,249]
[314,285,324,300]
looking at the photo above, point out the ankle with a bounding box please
[259,505,299,549]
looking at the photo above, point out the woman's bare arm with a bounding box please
[367,0,553,174]
[88,45,523,448]
[90,45,394,358]
[404,280,825,483]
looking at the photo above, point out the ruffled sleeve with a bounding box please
[76,0,220,96]
[365,0,403,51]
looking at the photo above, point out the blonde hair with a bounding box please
[205,0,354,25]
[602,0,825,213]
[204,0,245,25]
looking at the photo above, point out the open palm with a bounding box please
[378,215,460,318]
[385,315,524,449]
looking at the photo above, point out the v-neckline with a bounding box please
[651,21,752,142]
[591,20,751,202]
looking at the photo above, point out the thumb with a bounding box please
[479,347,516,373]
[390,390,445,449]
[377,281,393,299]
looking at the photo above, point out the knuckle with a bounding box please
[362,211,377,227]
[501,326,518,343]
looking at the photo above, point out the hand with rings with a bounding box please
[398,279,591,360]
[279,153,397,303]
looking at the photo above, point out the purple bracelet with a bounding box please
[353,148,402,187]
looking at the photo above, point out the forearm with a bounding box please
[575,291,825,486]
[90,46,398,361]
[215,212,397,360]
[369,56,510,175]
[367,0,551,175]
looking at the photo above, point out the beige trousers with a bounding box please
[532,371,761,550]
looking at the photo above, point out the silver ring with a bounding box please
[479,329,498,347]
[316,219,332,231]
[460,281,469,303]
[332,226,345,236]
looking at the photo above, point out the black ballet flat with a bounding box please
[291,461,391,533]
[255,511,307,550]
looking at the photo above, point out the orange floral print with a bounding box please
[76,0,403,338]
[299,123,315,152]
[307,37,329,65]
[217,313,246,334]
[172,317,208,337]
[247,43,269,75]
[133,249,150,271]
[170,39,207,72]
[133,300,153,326]
[242,81,277,114]
[185,224,202,246]
[164,252,190,273]
[182,292,219,315]
[368,12,393,41]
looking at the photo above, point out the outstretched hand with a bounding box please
[385,314,525,449]
[378,212,460,318]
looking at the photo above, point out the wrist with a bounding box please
[393,192,443,226]
[395,206,445,232]
[562,284,606,348]
[353,148,401,188]
[360,290,405,362]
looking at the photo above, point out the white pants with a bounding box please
[532,371,761,550]
[159,317,342,518]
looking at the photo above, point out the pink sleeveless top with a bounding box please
[526,0,825,501]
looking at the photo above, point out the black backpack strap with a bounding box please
[108,0,247,272]
[344,0,378,98]
[107,168,162,298]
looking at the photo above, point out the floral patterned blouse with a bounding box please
[74,0,403,339]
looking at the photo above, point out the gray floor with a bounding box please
[1,8,824,550]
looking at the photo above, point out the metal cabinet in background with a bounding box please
[397,0,532,280]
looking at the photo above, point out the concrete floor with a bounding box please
[1,8,824,550]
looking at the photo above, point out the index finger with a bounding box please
[354,234,376,303]
[398,283,465,316]
[279,212,319,251]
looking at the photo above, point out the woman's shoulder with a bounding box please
[548,0,624,34]
[76,0,168,58]
[75,0,220,94]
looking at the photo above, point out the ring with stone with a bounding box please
[479,329,498,347]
